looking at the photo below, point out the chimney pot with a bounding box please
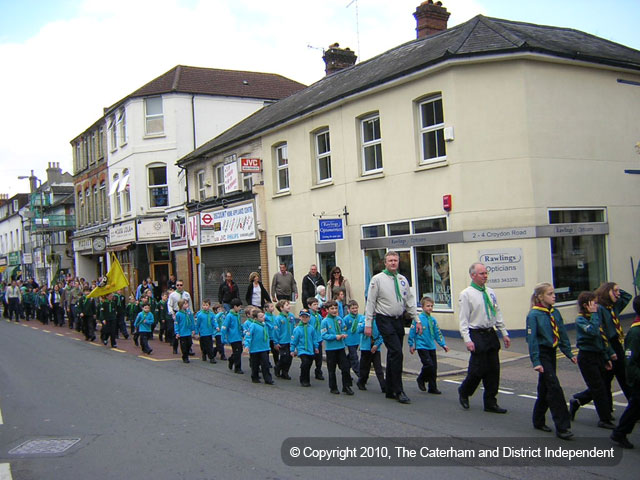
[322,43,357,76]
[414,0,450,39]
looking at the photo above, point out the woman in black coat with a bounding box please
[245,272,271,309]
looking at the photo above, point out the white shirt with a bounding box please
[364,271,417,327]
[168,290,192,318]
[458,285,508,343]
[251,284,261,307]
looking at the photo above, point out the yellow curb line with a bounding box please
[43,330,51,333]
[55,333,64,337]
[137,356,181,362]
[111,348,126,353]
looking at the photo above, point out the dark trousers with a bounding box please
[326,348,352,391]
[23,304,33,321]
[82,315,96,340]
[139,331,152,353]
[374,314,405,395]
[229,341,243,371]
[200,335,215,360]
[214,335,226,358]
[39,306,50,324]
[251,351,273,383]
[7,298,20,321]
[359,350,386,392]
[314,342,323,375]
[270,340,279,366]
[179,336,193,361]
[533,346,570,432]
[613,387,640,437]
[103,321,118,347]
[117,314,128,338]
[347,344,360,377]
[417,349,439,391]
[52,303,63,326]
[277,344,292,375]
[459,328,501,408]
[299,354,314,384]
[574,350,612,421]
[605,337,630,403]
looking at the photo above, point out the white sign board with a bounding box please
[188,213,199,247]
[137,218,170,241]
[109,221,136,245]
[464,227,535,242]
[200,202,256,245]
[478,247,525,288]
[224,162,239,193]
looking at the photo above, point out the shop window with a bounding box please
[388,222,410,236]
[317,251,336,282]
[362,224,385,238]
[364,249,386,299]
[549,209,607,303]
[415,246,451,309]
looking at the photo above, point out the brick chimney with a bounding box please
[322,43,357,76]
[414,0,450,39]
[46,161,63,186]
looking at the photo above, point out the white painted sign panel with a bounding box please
[200,202,256,245]
[478,247,525,288]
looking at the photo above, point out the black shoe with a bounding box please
[173,349,178,355]
[251,378,261,384]
[343,386,354,395]
[209,358,217,364]
[188,350,195,356]
[220,356,227,361]
[385,393,396,400]
[228,359,233,370]
[265,380,275,385]
[134,340,139,346]
[235,370,244,374]
[90,336,96,342]
[356,381,367,391]
[202,354,207,362]
[111,344,118,348]
[183,358,190,363]
[569,398,580,421]
[598,420,616,430]
[458,387,469,410]
[534,424,552,432]
[610,433,634,449]
[124,335,129,340]
[428,388,442,395]
[396,392,411,404]
[281,374,292,380]
[417,378,426,392]
[301,382,311,387]
[556,430,574,440]
[102,340,108,346]
[147,349,153,355]
[315,373,325,381]
[330,389,340,394]
[484,405,507,414]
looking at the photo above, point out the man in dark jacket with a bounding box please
[218,271,240,311]
[301,264,325,309]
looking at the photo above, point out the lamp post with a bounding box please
[18,171,44,285]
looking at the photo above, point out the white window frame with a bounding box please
[197,170,206,201]
[113,174,121,218]
[148,164,168,209]
[122,169,132,213]
[315,129,332,183]
[99,181,107,221]
[109,115,117,151]
[144,96,164,136]
[419,95,446,164]
[93,185,99,223]
[275,143,289,192]
[360,114,383,175]
[117,108,127,147]
[215,164,225,197]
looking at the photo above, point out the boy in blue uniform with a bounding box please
[343,300,362,378]
[134,303,154,355]
[291,310,320,387]
[356,313,385,392]
[264,302,279,368]
[174,299,195,363]
[274,299,295,380]
[409,296,449,394]
[321,300,354,395]
[222,298,244,373]
[196,299,217,363]
[243,309,274,384]
[307,298,325,380]
[212,303,226,360]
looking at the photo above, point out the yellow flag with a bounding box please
[87,253,129,298]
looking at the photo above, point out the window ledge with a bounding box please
[272,190,291,199]
[415,160,448,172]
[356,172,385,182]
[310,181,334,190]
[143,133,166,140]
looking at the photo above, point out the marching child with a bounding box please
[212,303,226,360]
[307,297,325,380]
[343,300,363,378]
[22,286,34,321]
[157,291,169,343]
[409,296,450,395]
[134,303,154,355]
[175,299,195,363]
[291,309,320,387]
[274,299,295,380]
[196,299,217,363]
[222,298,244,373]
[356,312,386,392]
[264,301,279,367]
[77,286,96,341]
[526,284,575,439]
[98,293,119,348]
[243,309,275,384]
[126,295,141,346]
[321,300,354,395]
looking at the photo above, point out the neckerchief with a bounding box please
[588,312,610,348]
[382,269,401,301]
[470,282,496,320]
[631,317,640,329]
[310,311,321,334]
[422,314,436,341]
[302,322,309,350]
[533,304,559,347]
[349,313,359,333]
[607,305,624,343]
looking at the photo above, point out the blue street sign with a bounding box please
[318,218,344,241]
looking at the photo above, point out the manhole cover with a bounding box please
[9,438,81,455]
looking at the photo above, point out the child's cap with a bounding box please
[299,310,310,317]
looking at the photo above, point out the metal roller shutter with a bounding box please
[201,242,261,305]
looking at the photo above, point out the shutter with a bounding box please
[201,243,261,303]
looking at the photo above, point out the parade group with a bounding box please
[2,253,639,452]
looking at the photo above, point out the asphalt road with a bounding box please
[0,319,637,480]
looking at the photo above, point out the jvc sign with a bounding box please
[318,218,344,241]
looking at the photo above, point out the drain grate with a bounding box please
[9,438,81,455]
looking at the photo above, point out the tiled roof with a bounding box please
[105,65,306,114]
[178,14,640,165]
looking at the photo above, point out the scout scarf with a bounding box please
[532,305,559,347]
[607,306,624,343]
[279,313,292,337]
[470,282,496,320]
[382,269,401,301]
[587,312,610,348]
[349,313,359,333]
[302,322,310,350]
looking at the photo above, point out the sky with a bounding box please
[1,0,639,197]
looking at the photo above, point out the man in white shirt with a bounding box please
[458,262,511,413]
[5,280,22,322]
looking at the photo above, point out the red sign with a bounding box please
[241,158,261,173]
[201,213,213,226]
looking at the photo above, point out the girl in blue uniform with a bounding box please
[243,309,274,384]
[175,299,195,363]
[134,303,155,355]
[291,310,320,387]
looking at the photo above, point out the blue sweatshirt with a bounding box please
[222,310,243,343]
[408,312,447,351]
[357,317,384,351]
[214,311,224,337]
[291,322,320,356]
[196,310,216,337]
[276,312,296,345]
[243,320,271,353]
[342,313,363,347]
[174,310,195,337]
[134,311,154,333]
[321,315,346,351]
[309,310,323,342]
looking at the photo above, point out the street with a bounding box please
[0,319,637,480]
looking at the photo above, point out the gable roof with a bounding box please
[104,65,306,115]
[178,14,640,166]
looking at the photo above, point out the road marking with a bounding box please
[55,334,64,337]
[497,389,514,395]
[43,330,50,333]
[21,324,29,327]
[72,338,81,341]
[111,348,126,353]
[518,394,538,400]
[0,463,12,480]
[31,327,38,330]
[0,401,3,424]
[138,356,180,362]
[443,379,461,385]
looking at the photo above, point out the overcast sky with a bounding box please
[1,0,638,197]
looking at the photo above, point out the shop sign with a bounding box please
[201,202,256,245]
[318,218,344,241]
[188,213,199,247]
[109,220,136,245]
[240,158,261,173]
[138,218,170,241]
[169,211,188,251]
[73,237,93,252]
[8,251,21,266]
[478,247,525,288]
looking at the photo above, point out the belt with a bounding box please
[375,313,403,321]
[470,327,494,333]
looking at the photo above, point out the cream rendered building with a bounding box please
[180,12,640,334]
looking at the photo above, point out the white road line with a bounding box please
[0,463,11,480]
[612,390,625,397]
[0,401,3,425]
[443,379,462,385]
[518,394,538,400]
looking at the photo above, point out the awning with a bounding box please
[108,177,120,196]
[118,173,130,193]
[107,243,132,252]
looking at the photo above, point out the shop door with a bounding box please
[153,263,171,298]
